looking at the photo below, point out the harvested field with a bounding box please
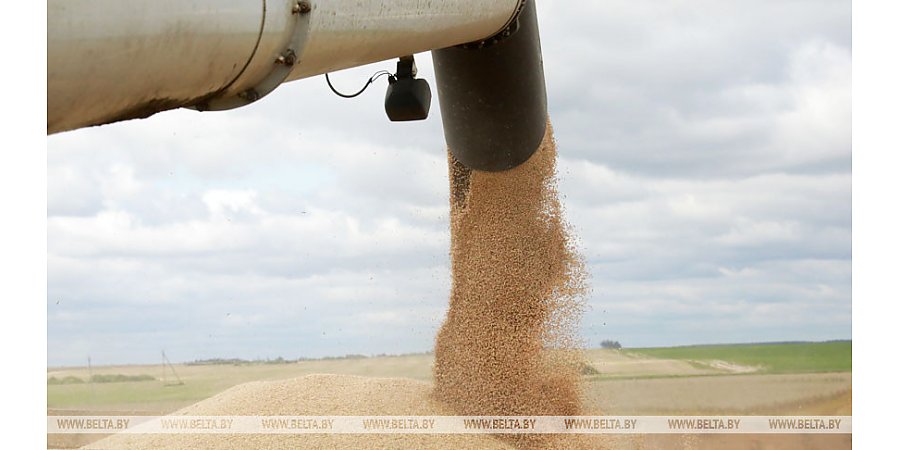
[584,349,732,378]
[584,372,852,415]
[48,354,434,412]
[628,342,851,374]
[49,358,853,418]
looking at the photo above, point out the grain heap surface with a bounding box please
[84,374,516,450]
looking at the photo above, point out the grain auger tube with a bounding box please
[48,0,548,171]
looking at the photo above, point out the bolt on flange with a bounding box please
[292,1,311,15]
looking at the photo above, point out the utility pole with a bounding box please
[161,350,184,386]
[87,355,95,401]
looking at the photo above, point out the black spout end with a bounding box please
[432,0,547,172]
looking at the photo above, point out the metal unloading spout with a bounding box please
[432,0,547,172]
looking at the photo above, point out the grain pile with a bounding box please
[433,121,588,448]
[84,374,517,450]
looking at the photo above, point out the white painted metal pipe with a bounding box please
[48,0,521,134]
[48,0,269,134]
[286,0,522,80]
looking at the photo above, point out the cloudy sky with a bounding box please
[46,0,851,366]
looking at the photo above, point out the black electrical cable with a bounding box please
[325,70,393,98]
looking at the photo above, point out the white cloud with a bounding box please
[202,189,264,219]
[47,165,101,216]
[541,0,850,177]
